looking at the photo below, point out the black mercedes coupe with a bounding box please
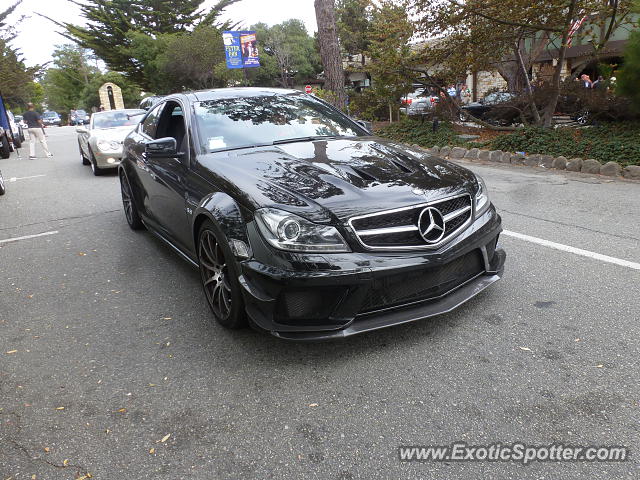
[119,88,505,340]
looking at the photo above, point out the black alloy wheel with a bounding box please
[198,222,246,329]
[119,172,143,230]
[89,149,104,176]
[0,135,10,159]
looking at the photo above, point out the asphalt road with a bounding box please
[1,127,639,480]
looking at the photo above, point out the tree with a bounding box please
[618,2,640,108]
[314,0,347,110]
[336,0,372,59]
[47,0,240,90]
[366,0,414,122]
[0,1,40,109]
[409,0,636,127]
[251,20,322,88]
[41,46,97,112]
[41,45,141,112]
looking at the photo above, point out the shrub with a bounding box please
[377,118,470,147]
[487,123,640,166]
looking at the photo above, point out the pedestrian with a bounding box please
[580,74,592,88]
[592,75,605,90]
[22,103,53,160]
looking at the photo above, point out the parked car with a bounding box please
[139,95,164,111]
[459,92,517,125]
[70,109,89,125]
[76,108,145,175]
[118,88,505,339]
[42,111,62,127]
[14,114,26,129]
[0,169,5,195]
[7,111,25,147]
[401,88,439,116]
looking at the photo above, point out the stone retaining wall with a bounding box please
[423,145,640,180]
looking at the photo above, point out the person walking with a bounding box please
[22,103,52,159]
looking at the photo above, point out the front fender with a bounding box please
[192,192,251,258]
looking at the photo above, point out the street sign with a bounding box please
[223,31,260,69]
[304,85,313,94]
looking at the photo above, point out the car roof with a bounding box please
[181,87,301,102]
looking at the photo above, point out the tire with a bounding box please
[12,135,21,149]
[79,140,90,165]
[119,171,144,230]
[89,149,104,176]
[0,171,5,195]
[0,134,10,159]
[198,220,247,329]
[458,111,469,122]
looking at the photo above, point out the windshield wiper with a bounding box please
[272,135,339,145]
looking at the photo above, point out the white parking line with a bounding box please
[503,230,640,271]
[0,230,59,245]
[9,175,46,182]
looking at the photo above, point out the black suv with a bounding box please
[119,88,505,339]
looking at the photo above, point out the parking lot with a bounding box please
[1,126,639,479]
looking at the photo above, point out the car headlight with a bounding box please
[97,139,121,152]
[474,174,490,217]
[255,208,350,253]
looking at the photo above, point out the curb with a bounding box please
[419,145,640,181]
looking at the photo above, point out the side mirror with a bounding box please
[355,119,372,134]
[145,137,178,158]
[76,127,88,134]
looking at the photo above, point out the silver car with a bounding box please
[77,109,145,176]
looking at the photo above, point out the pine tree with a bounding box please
[46,0,239,90]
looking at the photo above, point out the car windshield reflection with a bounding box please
[194,94,364,152]
[93,110,145,129]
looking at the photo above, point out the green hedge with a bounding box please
[376,119,470,148]
[487,123,640,166]
[377,120,640,167]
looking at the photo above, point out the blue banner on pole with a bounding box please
[223,31,260,69]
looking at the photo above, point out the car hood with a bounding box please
[197,137,477,223]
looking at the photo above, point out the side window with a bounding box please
[141,103,163,138]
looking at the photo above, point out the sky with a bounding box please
[12,0,319,67]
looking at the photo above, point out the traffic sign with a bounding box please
[305,85,313,94]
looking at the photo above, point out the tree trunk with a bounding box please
[542,0,578,127]
[314,0,347,111]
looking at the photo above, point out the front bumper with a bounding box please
[93,149,123,168]
[238,206,505,340]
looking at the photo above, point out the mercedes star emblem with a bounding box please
[417,207,446,243]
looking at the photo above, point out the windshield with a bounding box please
[43,112,58,118]
[76,110,87,116]
[92,110,145,129]
[194,94,365,152]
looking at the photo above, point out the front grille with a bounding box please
[349,194,473,250]
[359,249,484,314]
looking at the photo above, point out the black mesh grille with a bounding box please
[359,250,484,314]
[350,194,472,249]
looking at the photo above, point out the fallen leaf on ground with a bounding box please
[595,364,604,368]
[43,447,50,453]
[117,408,126,413]
[149,448,155,454]
[55,406,65,410]
[518,347,532,351]
[309,403,319,407]
[78,252,86,256]
[63,459,69,466]
[6,350,17,354]
[160,434,171,443]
